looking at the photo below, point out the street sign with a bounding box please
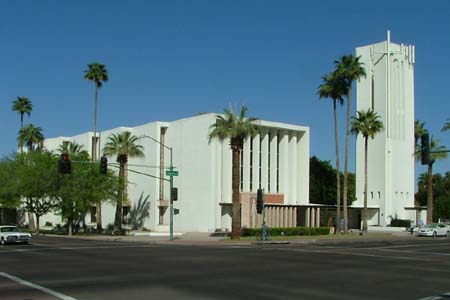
[166,170,179,176]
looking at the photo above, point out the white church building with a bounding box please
[44,113,311,232]
[355,31,426,226]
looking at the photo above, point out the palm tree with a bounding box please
[415,120,428,146]
[103,131,144,231]
[318,70,348,232]
[441,118,450,132]
[12,97,33,153]
[209,106,259,239]
[335,54,366,233]
[417,136,448,224]
[351,109,383,233]
[84,62,109,162]
[18,124,44,152]
[85,62,108,231]
[57,141,90,161]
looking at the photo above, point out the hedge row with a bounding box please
[390,219,411,228]
[241,227,330,237]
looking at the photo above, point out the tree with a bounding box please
[416,136,448,224]
[416,172,450,222]
[351,109,383,233]
[318,71,348,232]
[441,118,450,132]
[55,160,118,236]
[57,141,90,160]
[15,151,59,234]
[209,106,259,239]
[309,156,356,207]
[103,131,144,232]
[335,54,366,233]
[11,97,33,153]
[415,120,428,146]
[84,62,109,231]
[17,124,44,152]
[84,62,109,161]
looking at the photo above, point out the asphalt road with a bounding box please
[1,236,450,300]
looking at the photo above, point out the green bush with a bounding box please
[390,218,411,228]
[241,227,330,237]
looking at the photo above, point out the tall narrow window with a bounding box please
[91,136,99,159]
[250,138,253,191]
[240,148,244,191]
[276,133,280,193]
[259,135,262,189]
[268,133,271,192]
[371,77,375,110]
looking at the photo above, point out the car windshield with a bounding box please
[0,226,20,233]
[424,224,437,228]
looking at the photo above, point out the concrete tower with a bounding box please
[355,31,418,226]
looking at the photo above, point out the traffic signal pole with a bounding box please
[169,147,174,241]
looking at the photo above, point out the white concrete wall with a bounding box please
[356,38,415,226]
[43,114,310,232]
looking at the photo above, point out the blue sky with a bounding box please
[1,0,449,177]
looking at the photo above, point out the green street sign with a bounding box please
[166,170,179,176]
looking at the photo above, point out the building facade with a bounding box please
[355,32,425,226]
[44,113,310,232]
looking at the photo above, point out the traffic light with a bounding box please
[58,153,72,174]
[100,156,108,174]
[171,187,178,201]
[421,133,430,165]
[256,188,264,214]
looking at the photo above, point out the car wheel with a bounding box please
[446,231,450,238]
[433,231,437,237]
[0,238,5,245]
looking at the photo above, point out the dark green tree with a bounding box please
[11,96,33,153]
[17,124,44,152]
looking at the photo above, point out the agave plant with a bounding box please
[127,193,150,230]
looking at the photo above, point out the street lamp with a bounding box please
[139,135,175,241]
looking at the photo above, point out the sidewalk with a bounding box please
[40,230,416,246]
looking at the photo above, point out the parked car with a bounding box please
[417,223,450,237]
[0,226,32,245]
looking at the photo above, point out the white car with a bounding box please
[417,223,450,237]
[0,226,32,245]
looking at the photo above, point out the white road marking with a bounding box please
[0,272,78,300]
[0,244,159,253]
[377,248,450,256]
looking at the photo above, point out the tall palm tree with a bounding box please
[351,109,383,233]
[441,118,450,132]
[84,62,108,231]
[318,70,348,232]
[417,136,447,224]
[84,62,109,162]
[12,97,33,153]
[103,131,144,231]
[335,54,366,233]
[18,124,44,152]
[209,106,259,239]
[414,120,428,146]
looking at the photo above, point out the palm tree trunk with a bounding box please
[426,162,433,224]
[68,218,73,236]
[362,137,368,232]
[93,85,103,231]
[35,215,40,235]
[231,147,241,239]
[20,113,24,154]
[115,161,125,232]
[333,100,341,233]
[343,88,352,233]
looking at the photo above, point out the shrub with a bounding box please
[44,221,53,227]
[241,227,330,237]
[390,218,411,228]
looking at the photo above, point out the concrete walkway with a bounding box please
[39,230,418,246]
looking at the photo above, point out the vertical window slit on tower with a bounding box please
[250,137,253,191]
